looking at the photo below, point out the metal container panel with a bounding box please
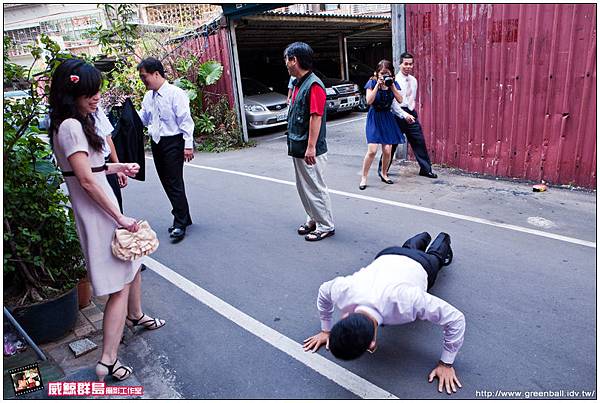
[405,4,596,188]
[170,27,235,107]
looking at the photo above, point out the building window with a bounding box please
[144,4,220,27]
[39,12,104,47]
[320,4,340,12]
[5,26,42,56]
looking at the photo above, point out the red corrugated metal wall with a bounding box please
[169,27,235,107]
[405,4,596,188]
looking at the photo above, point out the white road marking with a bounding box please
[263,116,366,141]
[142,256,398,400]
[265,134,287,141]
[173,160,595,249]
[327,115,367,127]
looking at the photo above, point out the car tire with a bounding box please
[356,93,369,112]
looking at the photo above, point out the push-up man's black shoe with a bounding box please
[170,227,185,242]
[419,170,438,179]
[443,247,453,266]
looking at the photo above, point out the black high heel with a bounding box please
[126,313,166,330]
[95,359,132,381]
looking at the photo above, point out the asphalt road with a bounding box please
[118,112,596,399]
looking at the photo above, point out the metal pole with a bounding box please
[227,18,249,143]
[338,33,347,80]
[391,4,408,160]
[3,307,47,361]
[343,36,349,81]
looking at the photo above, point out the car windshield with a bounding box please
[4,90,31,99]
[242,79,272,96]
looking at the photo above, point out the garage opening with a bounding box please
[233,11,391,130]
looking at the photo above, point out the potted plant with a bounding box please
[3,35,87,344]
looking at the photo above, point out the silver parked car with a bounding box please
[242,78,289,130]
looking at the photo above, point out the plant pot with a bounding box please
[77,276,93,309]
[10,286,78,344]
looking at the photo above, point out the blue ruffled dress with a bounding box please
[364,79,406,145]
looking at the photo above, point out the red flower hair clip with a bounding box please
[70,75,80,84]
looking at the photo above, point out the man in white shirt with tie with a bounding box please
[94,105,127,212]
[303,232,464,395]
[379,52,438,179]
[137,57,194,242]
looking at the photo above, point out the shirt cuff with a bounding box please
[184,139,194,149]
[320,319,332,332]
[440,349,457,365]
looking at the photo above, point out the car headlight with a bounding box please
[244,104,266,112]
[353,84,359,92]
[325,88,336,96]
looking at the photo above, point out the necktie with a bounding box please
[406,78,415,111]
[151,91,161,144]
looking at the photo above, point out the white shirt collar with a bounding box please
[155,80,169,96]
[354,305,383,326]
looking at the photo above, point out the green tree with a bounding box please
[4,35,86,305]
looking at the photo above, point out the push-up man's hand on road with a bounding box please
[303,331,330,352]
[428,362,462,394]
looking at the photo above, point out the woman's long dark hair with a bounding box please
[48,59,104,152]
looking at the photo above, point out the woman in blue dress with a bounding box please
[359,59,405,189]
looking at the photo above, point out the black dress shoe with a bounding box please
[419,170,438,179]
[168,226,175,234]
[443,246,453,266]
[170,227,185,242]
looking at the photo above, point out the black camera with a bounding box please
[383,75,394,86]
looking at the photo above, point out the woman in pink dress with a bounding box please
[49,59,165,382]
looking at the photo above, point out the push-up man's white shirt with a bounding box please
[316,254,465,364]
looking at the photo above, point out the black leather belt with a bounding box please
[62,164,107,177]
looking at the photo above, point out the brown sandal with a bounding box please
[305,229,335,242]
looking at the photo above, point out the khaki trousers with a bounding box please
[292,153,335,232]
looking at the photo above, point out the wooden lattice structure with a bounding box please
[143,4,220,28]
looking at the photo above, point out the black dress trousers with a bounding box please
[374,232,451,290]
[151,134,192,229]
[378,108,434,175]
[105,159,123,213]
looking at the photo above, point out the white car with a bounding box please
[242,78,289,130]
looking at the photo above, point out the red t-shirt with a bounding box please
[291,83,326,116]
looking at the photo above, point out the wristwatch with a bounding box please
[438,360,453,368]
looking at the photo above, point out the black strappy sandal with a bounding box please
[297,222,316,235]
[95,359,132,382]
[305,229,336,242]
[126,313,166,331]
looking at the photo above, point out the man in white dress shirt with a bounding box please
[137,57,194,242]
[303,232,464,394]
[94,105,127,212]
[378,52,437,179]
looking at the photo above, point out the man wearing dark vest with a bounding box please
[303,232,463,394]
[284,42,335,242]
